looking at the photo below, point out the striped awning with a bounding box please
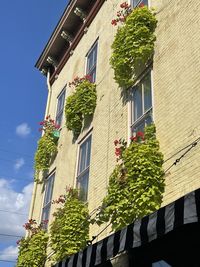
[55,188,200,267]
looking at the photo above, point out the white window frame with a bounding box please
[41,172,55,227]
[55,87,66,127]
[129,70,153,137]
[76,133,92,201]
[86,41,98,83]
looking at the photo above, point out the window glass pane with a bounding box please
[42,205,50,222]
[133,84,143,121]
[78,142,87,174]
[78,136,92,174]
[87,42,98,83]
[132,120,145,134]
[133,0,148,7]
[56,89,66,125]
[44,174,54,206]
[86,136,92,168]
[144,73,152,112]
[77,171,89,201]
[87,53,93,71]
[145,113,153,126]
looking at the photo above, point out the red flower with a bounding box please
[114,139,119,146]
[136,131,144,137]
[130,136,137,142]
[139,2,145,7]
[115,147,121,156]
[111,19,117,26]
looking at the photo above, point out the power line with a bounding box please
[0,259,17,263]
[0,209,28,216]
[0,233,23,238]
[164,138,199,173]
[164,136,200,163]
[0,157,33,167]
[0,148,33,159]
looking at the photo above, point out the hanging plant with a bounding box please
[50,188,90,263]
[97,124,165,231]
[110,3,157,89]
[65,75,97,136]
[16,219,48,267]
[34,116,60,182]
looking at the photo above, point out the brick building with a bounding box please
[30,0,200,266]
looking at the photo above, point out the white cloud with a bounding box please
[0,179,33,262]
[14,158,25,171]
[0,179,33,237]
[0,245,18,261]
[16,123,31,137]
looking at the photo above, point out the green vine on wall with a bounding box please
[50,188,90,262]
[16,220,48,267]
[34,116,59,182]
[110,4,157,89]
[65,76,97,137]
[97,124,165,231]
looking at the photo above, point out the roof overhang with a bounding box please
[35,0,105,85]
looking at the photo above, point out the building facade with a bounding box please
[30,0,200,266]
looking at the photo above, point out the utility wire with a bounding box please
[0,259,17,263]
[0,209,28,216]
[164,138,199,173]
[0,157,33,167]
[164,137,200,163]
[0,148,33,158]
[0,233,23,238]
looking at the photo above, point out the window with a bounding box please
[130,71,152,134]
[86,42,98,83]
[41,173,55,226]
[76,135,92,201]
[131,0,148,8]
[56,88,66,127]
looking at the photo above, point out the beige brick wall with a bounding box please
[152,0,200,205]
[29,0,200,265]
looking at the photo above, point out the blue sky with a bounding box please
[0,1,68,266]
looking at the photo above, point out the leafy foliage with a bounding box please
[34,134,57,181]
[110,6,157,88]
[97,124,165,231]
[16,221,48,267]
[65,79,97,136]
[50,189,90,262]
[34,116,59,182]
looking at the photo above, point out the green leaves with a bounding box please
[65,80,97,136]
[16,230,48,267]
[34,133,58,182]
[110,7,157,89]
[97,124,165,231]
[50,189,89,263]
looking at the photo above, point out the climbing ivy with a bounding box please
[97,124,165,231]
[50,188,90,263]
[16,220,48,267]
[65,77,97,136]
[110,5,157,89]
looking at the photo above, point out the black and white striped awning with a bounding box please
[54,188,200,267]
